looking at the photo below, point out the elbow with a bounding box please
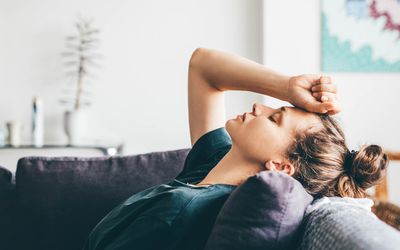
[189,47,209,69]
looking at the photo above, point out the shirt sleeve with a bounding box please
[175,127,232,184]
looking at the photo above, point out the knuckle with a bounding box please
[313,85,321,91]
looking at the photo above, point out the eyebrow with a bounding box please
[279,107,287,125]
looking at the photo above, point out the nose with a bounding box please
[252,103,276,116]
[252,103,262,116]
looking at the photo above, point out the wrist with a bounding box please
[281,75,292,102]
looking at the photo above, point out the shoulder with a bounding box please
[169,184,235,216]
[187,128,231,162]
[176,127,232,184]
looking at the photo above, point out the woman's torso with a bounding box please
[84,127,234,250]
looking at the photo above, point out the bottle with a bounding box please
[32,96,44,147]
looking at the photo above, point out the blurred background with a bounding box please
[0,0,399,204]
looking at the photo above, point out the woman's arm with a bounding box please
[188,47,339,145]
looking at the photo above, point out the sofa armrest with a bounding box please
[300,201,400,250]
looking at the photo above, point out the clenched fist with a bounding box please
[287,74,341,115]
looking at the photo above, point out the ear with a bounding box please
[264,160,295,176]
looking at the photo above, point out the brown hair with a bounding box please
[287,114,388,199]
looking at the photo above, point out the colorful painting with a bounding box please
[321,0,400,72]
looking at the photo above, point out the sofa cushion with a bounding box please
[0,166,13,202]
[0,166,11,185]
[0,166,16,250]
[12,149,189,250]
[205,171,313,250]
[300,197,400,250]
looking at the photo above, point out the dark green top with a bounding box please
[83,127,235,250]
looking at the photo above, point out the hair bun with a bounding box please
[348,144,388,189]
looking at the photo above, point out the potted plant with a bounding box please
[61,16,101,145]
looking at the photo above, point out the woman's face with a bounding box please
[226,103,321,163]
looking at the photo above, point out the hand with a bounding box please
[287,74,341,115]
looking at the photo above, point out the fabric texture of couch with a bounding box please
[1,148,399,250]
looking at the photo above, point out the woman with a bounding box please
[84,48,388,250]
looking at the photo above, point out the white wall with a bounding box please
[263,0,400,205]
[3,0,397,204]
[0,0,263,154]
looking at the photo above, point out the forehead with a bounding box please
[284,106,321,133]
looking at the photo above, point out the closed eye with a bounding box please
[268,115,276,123]
[268,111,282,125]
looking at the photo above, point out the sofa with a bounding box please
[1,148,399,250]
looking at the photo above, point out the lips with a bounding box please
[236,113,247,121]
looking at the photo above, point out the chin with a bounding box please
[225,118,235,128]
[225,120,235,138]
[225,119,232,129]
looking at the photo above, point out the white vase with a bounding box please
[6,121,22,147]
[64,109,88,145]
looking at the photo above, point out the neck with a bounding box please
[198,145,265,186]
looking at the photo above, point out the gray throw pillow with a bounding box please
[204,171,313,250]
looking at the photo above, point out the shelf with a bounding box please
[0,144,124,156]
[0,144,124,173]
